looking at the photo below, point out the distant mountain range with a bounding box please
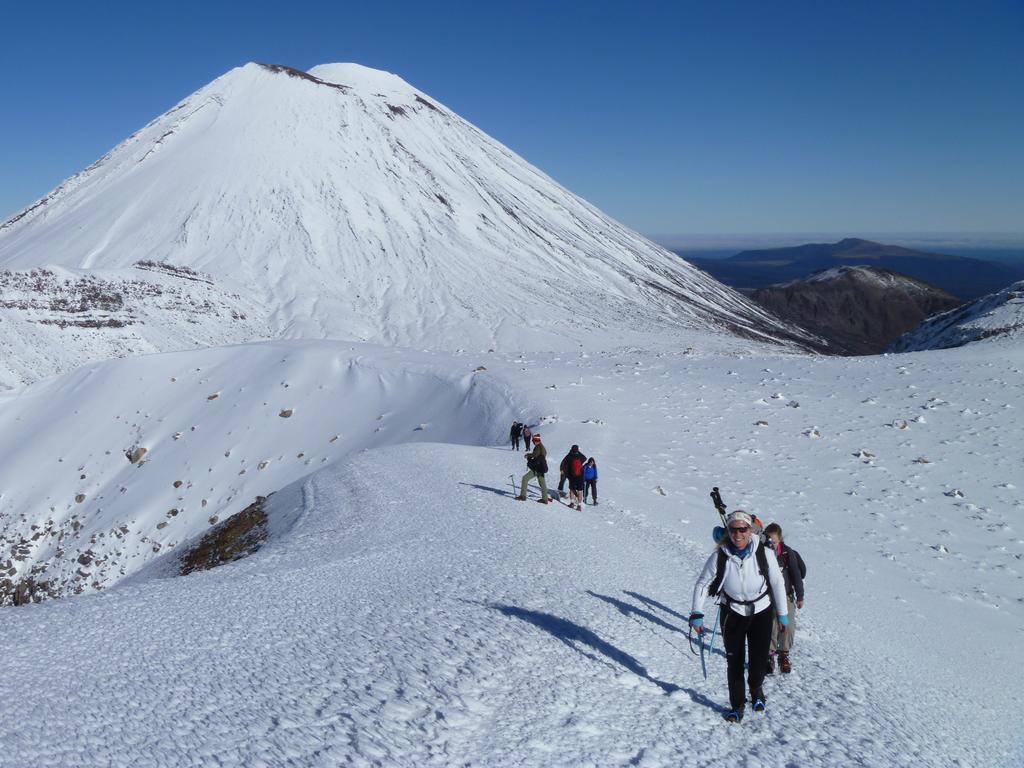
[750,266,961,355]
[685,238,1024,301]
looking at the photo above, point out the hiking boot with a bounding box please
[538,498,551,504]
[722,706,744,723]
[514,495,526,501]
[766,652,775,674]
[752,696,766,712]
[779,653,792,674]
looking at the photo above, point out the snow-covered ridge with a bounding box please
[0,61,817,355]
[0,340,516,604]
[889,280,1024,351]
[0,262,270,389]
[775,264,939,292]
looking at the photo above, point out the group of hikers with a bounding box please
[689,511,806,722]
[509,422,597,510]
[508,421,806,724]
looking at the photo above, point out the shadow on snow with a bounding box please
[487,602,724,715]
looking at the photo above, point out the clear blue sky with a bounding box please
[2,0,1021,237]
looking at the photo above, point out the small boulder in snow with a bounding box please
[125,446,148,464]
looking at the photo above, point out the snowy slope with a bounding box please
[0,340,1021,766]
[0,62,816,355]
[0,262,270,389]
[0,340,518,602]
[889,280,1024,351]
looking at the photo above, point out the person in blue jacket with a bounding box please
[583,457,598,505]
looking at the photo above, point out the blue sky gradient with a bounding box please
[1,0,1021,238]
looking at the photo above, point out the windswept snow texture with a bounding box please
[0,62,815,353]
[1,340,1022,766]
[889,280,1024,351]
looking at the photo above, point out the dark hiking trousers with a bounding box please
[720,605,774,709]
[585,479,597,503]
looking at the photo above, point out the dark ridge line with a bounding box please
[257,62,351,93]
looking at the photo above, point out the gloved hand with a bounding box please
[688,612,704,632]
[777,614,789,632]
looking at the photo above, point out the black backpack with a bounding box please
[527,452,548,474]
[790,547,807,579]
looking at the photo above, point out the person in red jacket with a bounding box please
[560,445,587,510]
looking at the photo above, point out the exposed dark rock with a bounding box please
[750,265,961,355]
[179,496,270,575]
[125,446,148,464]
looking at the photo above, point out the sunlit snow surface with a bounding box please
[0,60,1019,768]
[0,337,1021,767]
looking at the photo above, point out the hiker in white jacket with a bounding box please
[689,510,789,722]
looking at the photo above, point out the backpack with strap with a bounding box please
[527,452,547,474]
[708,544,772,608]
[791,547,807,579]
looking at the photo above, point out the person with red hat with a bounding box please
[516,433,551,504]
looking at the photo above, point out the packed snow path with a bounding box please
[0,446,982,766]
[0,341,1021,766]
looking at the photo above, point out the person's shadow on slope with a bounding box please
[604,590,726,661]
[487,603,721,713]
[459,481,516,498]
[586,591,685,634]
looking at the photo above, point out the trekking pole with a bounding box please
[707,605,720,659]
[509,474,516,496]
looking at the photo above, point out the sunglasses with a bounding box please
[728,526,751,534]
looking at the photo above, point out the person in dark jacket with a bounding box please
[583,457,598,505]
[516,434,550,504]
[510,422,523,450]
[763,522,804,674]
[559,445,587,510]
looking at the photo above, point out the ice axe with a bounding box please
[710,486,728,527]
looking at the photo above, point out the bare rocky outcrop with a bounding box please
[0,263,270,389]
[750,265,962,355]
[178,496,270,575]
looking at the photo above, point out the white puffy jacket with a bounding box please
[691,538,789,619]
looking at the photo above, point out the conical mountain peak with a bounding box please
[0,62,818,354]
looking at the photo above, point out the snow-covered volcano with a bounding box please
[0,62,815,354]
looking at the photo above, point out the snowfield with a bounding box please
[1,338,1021,767]
[0,59,1020,767]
